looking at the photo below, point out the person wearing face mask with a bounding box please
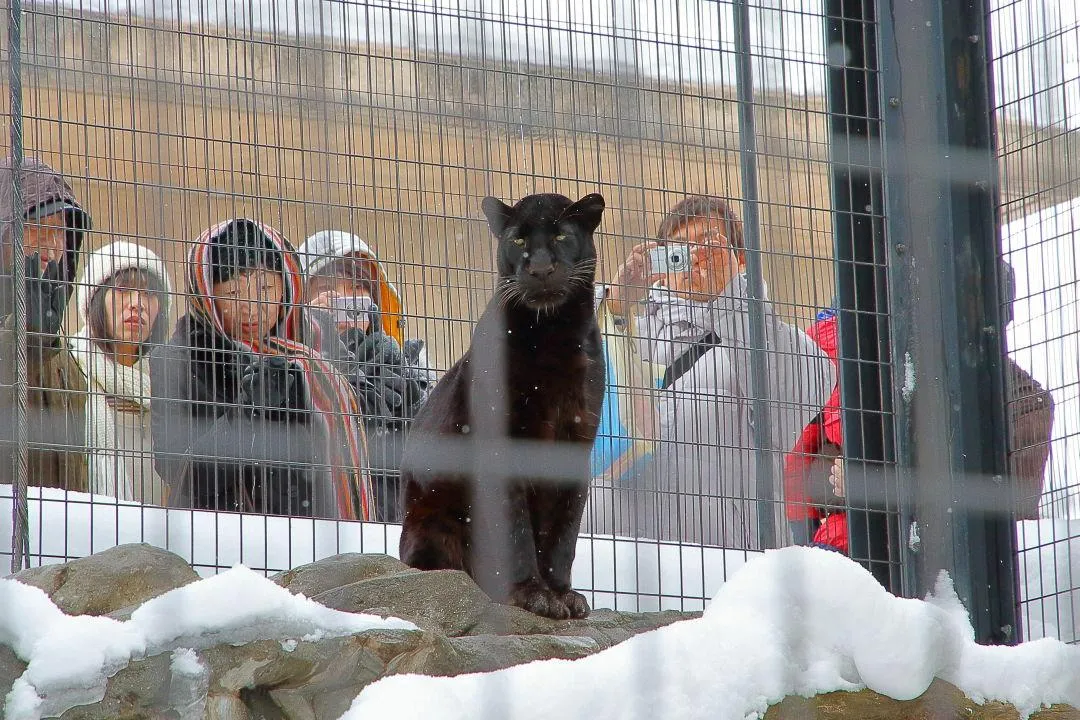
[588,195,834,550]
[71,241,172,503]
[298,230,434,522]
[148,219,374,519]
[0,157,92,493]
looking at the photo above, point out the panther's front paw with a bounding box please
[509,580,571,620]
[559,589,590,619]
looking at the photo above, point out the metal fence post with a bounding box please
[733,0,778,549]
[6,0,31,574]
[878,0,1017,643]
[826,0,901,592]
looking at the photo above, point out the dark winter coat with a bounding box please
[0,158,90,493]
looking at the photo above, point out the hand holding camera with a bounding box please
[338,304,421,424]
[607,241,660,316]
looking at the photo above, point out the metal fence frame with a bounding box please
[0,0,1075,643]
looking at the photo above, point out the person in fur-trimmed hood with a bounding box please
[71,241,172,503]
[298,229,434,521]
[148,219,374,520]
[0,157,91,493]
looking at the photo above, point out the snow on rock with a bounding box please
[342,547,1080,720]
[1,565,416,720]
[169,648,204,678]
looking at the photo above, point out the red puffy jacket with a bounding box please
[784,311,1054,553]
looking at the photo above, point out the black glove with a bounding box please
[402,339,433,400]
[24,253,67,338]
[341,326,421,425]
[238,355,300,416]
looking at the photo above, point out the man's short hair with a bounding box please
[657,195,744,253]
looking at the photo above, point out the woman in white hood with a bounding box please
[72,241,172,503]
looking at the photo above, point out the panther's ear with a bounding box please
[481,196,513,237]
[561,193,606,235]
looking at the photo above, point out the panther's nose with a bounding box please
[527,249,556,279]
[528,260,555,279]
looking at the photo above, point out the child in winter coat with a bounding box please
[784,269,1054,554]
[298,230,433,522]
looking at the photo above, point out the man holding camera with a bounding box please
[590,195,833,550]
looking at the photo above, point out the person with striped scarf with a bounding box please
[148,219,374,520]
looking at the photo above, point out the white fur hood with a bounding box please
[74,240,173,326]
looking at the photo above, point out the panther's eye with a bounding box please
[554,234,566,242]
[512,238,526,247]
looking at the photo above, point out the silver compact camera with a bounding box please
[329,295,377,325]
[647,243,693,275]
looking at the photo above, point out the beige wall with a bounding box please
[62,7,1080,375]
[0,9,843,370]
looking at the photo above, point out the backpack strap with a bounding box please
[661,331,721,389]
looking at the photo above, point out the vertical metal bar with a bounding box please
[733,0,777,549]
[826,0,899,591]
[7,0,30,574]
[878,0,1016,644]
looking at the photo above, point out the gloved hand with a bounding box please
[340,317,421,425]
[402,339,434,401]
[24,253,68,338]
[239,355,301,416]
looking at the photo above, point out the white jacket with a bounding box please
[72,241,172,502]
[588,274,835,549]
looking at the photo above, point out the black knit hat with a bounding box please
[208,219,283,285]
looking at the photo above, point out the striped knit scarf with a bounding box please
[187,219,374,521]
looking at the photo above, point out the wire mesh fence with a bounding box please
[0,0,1075,641]
[993,0,1080,643]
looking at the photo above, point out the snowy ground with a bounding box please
[2,484,1078,644]
[0,564,415,719]
[0,484,755,612]
[342,548,1080,720]
[2,545,1077,720]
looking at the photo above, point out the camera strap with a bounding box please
[661,330,720,389]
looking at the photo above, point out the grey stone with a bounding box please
[466,604,698,649]
[271,553,413,599]
[200,630,430,720]
[466,602,562,637]
[14,544,199,616]
[8,547,708,720]
[550,608,698,649]
[387,633,601,677]
[56,653,174,720]
[0,643,28,710]
[313,569,492,636]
